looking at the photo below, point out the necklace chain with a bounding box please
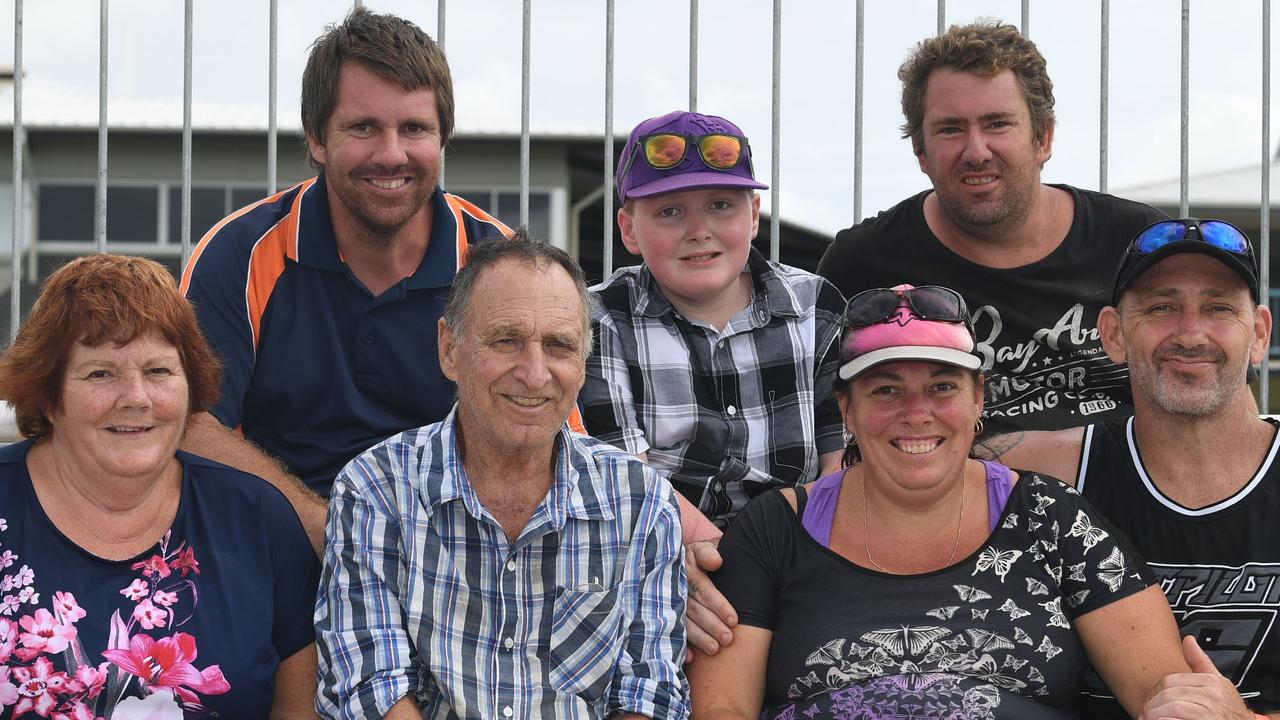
[861,467,967,574]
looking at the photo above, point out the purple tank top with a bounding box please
[801,461,1015,548]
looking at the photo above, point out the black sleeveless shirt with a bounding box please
[1077,416,1280,715]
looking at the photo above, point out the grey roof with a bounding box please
[0,75,603,138]
[1114,154,1280,208]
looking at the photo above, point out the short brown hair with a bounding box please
[899,20,1055,156]
[0,254,221,438]
[301,7,454,166]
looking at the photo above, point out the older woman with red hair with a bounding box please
[0,255,318,719]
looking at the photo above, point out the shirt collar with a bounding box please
[423,407,615,527]
[295,174,461,289]
[636,246,803,321]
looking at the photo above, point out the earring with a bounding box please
[973,419,984,437]
[843,430,858,448]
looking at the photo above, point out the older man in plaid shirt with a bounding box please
[316,235,688,720]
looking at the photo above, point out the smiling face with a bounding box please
[841,361,983,493]
[618,187,760,322]
[49,331,190,483]
[1102,253,1270,418]
[307,61,442,240]
[917,68,1052,236]
[439,257,588,467]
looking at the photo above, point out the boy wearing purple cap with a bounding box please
[581,110,847,539]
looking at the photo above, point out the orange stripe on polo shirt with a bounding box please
[243,182,311,349]
[179,180,308,294]
[442,194,515,271]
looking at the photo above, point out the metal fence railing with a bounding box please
[6,0,1278,408]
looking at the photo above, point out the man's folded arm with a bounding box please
[315,449,419,719]
[608,483,691,720]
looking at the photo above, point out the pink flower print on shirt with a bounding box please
[0,664,17,707]
[150,590,178,608]
[0,517,7,531]
[120,579,149,602]
[71,663,108,700]
[12,565,33,588]
[0,551,14,570]
[18,608,78,655]
[0,595,20,617]
[11,655,71,716]
[131,555,171,580]
[52,700,106,720]
[131,600,167,631]
[103,632,230,704]
[170,546,199,578]
[0,617,16,663]
[52,591,87,624]
[16,586,37,606]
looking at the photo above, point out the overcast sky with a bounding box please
[4,0,1277,235]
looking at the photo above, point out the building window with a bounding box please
[167,186,231,245]
[37,185,96,242]
[39,184,162,244]
[37,182,271,249]
[455,188,553,241]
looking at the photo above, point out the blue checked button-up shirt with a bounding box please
[315,408,689,720]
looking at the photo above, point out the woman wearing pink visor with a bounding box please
[689,285,1189,719]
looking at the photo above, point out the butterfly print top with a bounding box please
[711,467,1152,720]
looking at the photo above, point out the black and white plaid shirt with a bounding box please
[582,249,845,528]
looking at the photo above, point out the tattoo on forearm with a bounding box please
[973,432,1026,461]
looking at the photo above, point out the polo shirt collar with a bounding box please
[636,246,803,321]
[294,174,461,290]
[423,408,614,529]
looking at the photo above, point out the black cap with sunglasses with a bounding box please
[1111,218,1260,306]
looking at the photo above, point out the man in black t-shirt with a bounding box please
[986,220,1279,718]
[818,21,1164,435]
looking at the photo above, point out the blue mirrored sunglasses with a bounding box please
[1133,219,1251,256]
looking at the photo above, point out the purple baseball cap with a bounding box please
[616,110,768,202]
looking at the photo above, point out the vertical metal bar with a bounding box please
[770,0,781,261]
[1099,0,1109,193]
[689,0,698,112]
[438,0,446,184]
[1263,0,1272,412]
[1021,0,1029,35]
[181,0,193,265]
[11,0,23,339]
[937,0,945,35]
[604,0,616,276]
[520,0,530,228]
[95,0,109,252]
[268,0,278,194]
[854,0,864,223]
[1180,0,1190,218]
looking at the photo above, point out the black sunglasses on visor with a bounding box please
[843,285,975,337]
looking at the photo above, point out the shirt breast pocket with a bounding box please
[547,585,624,702]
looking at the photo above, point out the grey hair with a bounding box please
[443,229,598,356]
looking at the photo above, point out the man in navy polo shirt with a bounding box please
[180,7,511,552]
